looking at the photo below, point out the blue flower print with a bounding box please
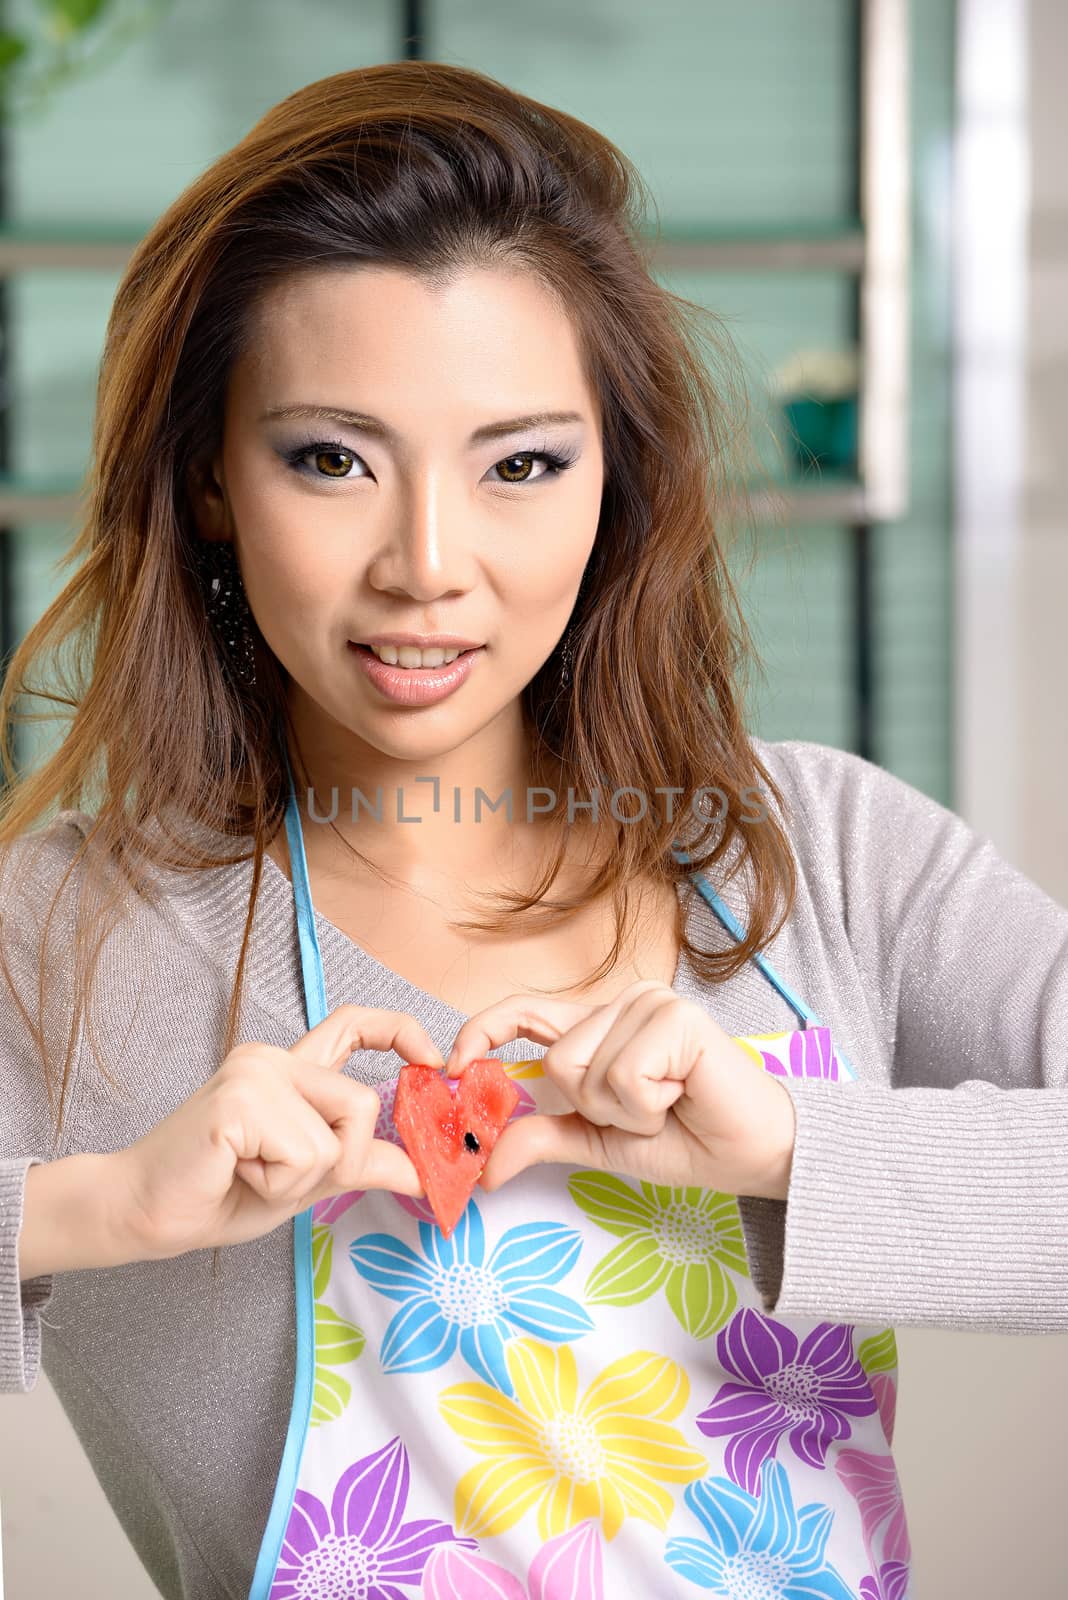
[349,1201,594,1396]
[664,1457,855,1598]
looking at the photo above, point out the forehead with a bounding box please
[234,263,597,428]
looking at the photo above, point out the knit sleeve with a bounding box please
[0,1157,60,1392]
[735,740,1068,1333]
[0,815,89,1392]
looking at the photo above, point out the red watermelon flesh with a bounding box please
[392,1058,520,1237]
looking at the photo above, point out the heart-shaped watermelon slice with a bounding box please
[392,1057,520,1237]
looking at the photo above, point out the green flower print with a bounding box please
[309,1203,367,1427]
[310,1302,367,1426]
[568,1172,748,1340]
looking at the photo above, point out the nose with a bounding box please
[365,467,477,600]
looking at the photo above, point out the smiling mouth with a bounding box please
[348,643,482,668]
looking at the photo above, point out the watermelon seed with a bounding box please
[463,1131,480,1153]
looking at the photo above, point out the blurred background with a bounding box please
[0,0,1064,1595]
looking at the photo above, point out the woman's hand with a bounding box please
[444,979,797,1201]
[112,1005,440,1262]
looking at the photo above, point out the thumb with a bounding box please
[359,1137,426,1198]
[478,1112,605,1190]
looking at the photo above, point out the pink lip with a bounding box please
[348,641,483,706]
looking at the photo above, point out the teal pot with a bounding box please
[782,394,858,474]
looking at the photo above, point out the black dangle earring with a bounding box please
[558,624,576,691]
[192,539,258,689]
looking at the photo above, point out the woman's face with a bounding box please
[191,263,605,775]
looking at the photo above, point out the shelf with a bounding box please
[748,478,871,523]
[0,471,870,529]
[0,219,866,275]
[0,223,144,272]
[0,472,89,522]
[643,222,865,272]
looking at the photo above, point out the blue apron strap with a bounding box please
[671,842,836,1037]
[248,751,325,1600]
[282,744,329,1029]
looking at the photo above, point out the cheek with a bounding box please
[236,492,344,612]
[518,540,596,614]
[239,538,341,662]
[226,454,345,609]
[503,484,600,607]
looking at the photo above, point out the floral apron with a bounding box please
[247,770,912,1600]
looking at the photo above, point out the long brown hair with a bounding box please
[0,60,797,1176]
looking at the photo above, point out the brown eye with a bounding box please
[312,448,355,478]
[494,453,535,484]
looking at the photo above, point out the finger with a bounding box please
[477,1112,607,1189]
[301,1137,425,1205]
[289,1004,446,1072]
[443,993,597,1075]
[287,1061,382,1133]
[230,1076,371,1204]
[561,987,679,1127]
[444,979,668,1076]
[286,1070,425,1198]
[524,986,677,1131]
[591,992,696,1129]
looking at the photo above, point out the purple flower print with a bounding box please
[269,1435,476,1599]
[760,1025,840,1081]
[694,1307,878,1497]
[860,1560,910,1600]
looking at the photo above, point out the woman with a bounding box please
[2,59,1065,1600]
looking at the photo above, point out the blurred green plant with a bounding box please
[0,0,174,120]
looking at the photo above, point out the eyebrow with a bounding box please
[259,403,586,445]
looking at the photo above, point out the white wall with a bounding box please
[899,2,1068,1597]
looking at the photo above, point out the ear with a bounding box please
[186,450,230,542]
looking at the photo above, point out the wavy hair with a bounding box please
[0,61,797,1195]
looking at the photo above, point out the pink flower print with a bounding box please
[310,1072,537,1228]
[694,1307,878,1496]
[870,1370,897,1446]
[312,1191,362,1226]
[860,1559,911,1600]
[835,1446,912,1571]
[421,1521,604,1599]
[422,1545,525,1600]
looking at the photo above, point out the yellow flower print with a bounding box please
[733,1036,768,1069]
[438,1338,707,1542]
[504,1058,546,1081]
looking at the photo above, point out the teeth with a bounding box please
[368,643,465,668]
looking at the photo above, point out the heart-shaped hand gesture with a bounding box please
[444,979,797,1201]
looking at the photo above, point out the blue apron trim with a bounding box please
[672,844,817,1026]
[247,747,328,1600]
[671,843,856,1077]
[247,780,854,1598]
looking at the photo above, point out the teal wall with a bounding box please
[4,0,955,802]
